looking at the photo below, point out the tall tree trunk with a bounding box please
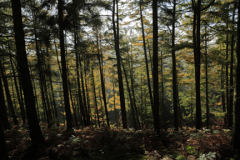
[205,26,209,128]
[172,0,178,131]
[161,51,167,131]
[73,29,88,127]
[226,6,229,126]
[233,1,240,156]
[48,63,59,126]
[79,55,90,125]
[10,55,26,124]
[58,0,73,131]
[0,76,10,130]
[121,60,137,129]
[195,0,202,129]
[11,0,44,145]
[113,80,118,128]
[96,29,110,127]
[152,0,160,134]
[92,65,100,128]
[0,59,18,125]
[229,2,236,128]
[221,64,226,126]
[112,0,127,128]
[140,0,153,109]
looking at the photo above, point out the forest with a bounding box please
[1,0,240,159]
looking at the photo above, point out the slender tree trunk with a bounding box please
[11,0,44,145]
[140,0,153,109]
[172,0,178,131]
[112,0,127,128]
[161,51,167,131]
[10,55,26,124]
[121,60,137,129]
[205,26,209,128]
[221,64,226,126]
[226,6,229,126]
[0,59,18,125]
[58,0,73,131]
[79,55,90,125]
[0,76,10,130]
[233,0,240,155]
[113,80,118,128]
[92,65,100,128]
[229,3,236,128]
[96,29,110,127]
[153,0,160,135]
[129,49,141,129]
[48,63,59,126]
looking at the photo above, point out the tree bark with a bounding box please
[11,0,44,145]
[229,2,236,128]
[140,0,153,110]
[0,59,18,125]
[152,0,160,135]
[233,0,240,156]
[172,0,178,131]
[58,0,73,131]
[112,0,127,128]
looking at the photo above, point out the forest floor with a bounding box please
[5,123,235,160]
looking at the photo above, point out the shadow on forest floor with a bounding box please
[5,124,235,160]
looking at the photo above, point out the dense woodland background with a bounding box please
[1,0,240,159]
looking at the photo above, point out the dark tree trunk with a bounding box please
[11,0,44,145]
[140,0,153,109]
[10,55,26,124]
[195,0,202,129]
[229,2,236,128]
[152,0,160,135]
[79,55,90,125]
[121,60,137,130]
[58,0,73,131]
[161,51,167,131]
[34,27,51,128]
[92,65,100,128]
[112,0,127,128]
[48,63,59,126]
[226,6,229,126]
[233,1,240,156]
[0,59,18,125]
[0,76,10,130]
[205,26,209,128]
[172,0,178,131]
[96,29,110,127]
[221,64,226,126]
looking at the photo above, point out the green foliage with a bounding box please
[176,155,186,160]
[186,145,196,154]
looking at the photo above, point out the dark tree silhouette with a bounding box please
[11,0,44,145]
